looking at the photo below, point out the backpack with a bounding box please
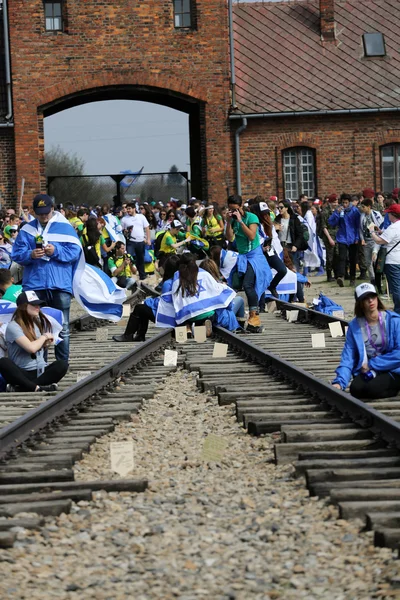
[154,231,167,258]
[297,217,309,250]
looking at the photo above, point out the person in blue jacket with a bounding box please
[11,194,81,361]
[332,283,400,399]
[328,194,361,288]
[112,254,180,342]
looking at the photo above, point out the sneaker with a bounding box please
[6,384,15,393]
[38,383,58,392]
[204,319,213,338]
[336,277,344,288]
[349,279,355,287]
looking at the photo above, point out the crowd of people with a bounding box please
[0,186,400,399]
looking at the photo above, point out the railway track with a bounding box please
[0,291,400,558]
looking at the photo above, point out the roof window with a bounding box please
[363,33,386,57]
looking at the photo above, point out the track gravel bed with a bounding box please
[0,368,397,600]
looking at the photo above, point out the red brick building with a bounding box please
[231,0,400,200]
[0,0,400,206]
[0,0,233,205]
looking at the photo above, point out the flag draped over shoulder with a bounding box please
[165,269,236,326]
[103,214,125,243]
[23,212,126,322]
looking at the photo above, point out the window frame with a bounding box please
[44,1,63,33]
[282,147,317,201]
[363,32,386,58]
[173,0,195,30]
[381,144,400,193]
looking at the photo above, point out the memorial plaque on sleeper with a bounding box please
[175,326,187,344]
[77,371,92,383]
[311,333,326,348]
[110,441,134,477]
[164,349,178,367]
[329,322,343,338]
[201,434,228,462]
[212,343,228,358]
[194,325,207,343]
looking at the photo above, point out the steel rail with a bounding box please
[214,326,400,449]
[274,298,349,331]
[0,329,173,460]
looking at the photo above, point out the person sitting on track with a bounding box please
[0,291,68,392]
[112,254,181,343]
[199,258,244,330]
[332,283,400,399]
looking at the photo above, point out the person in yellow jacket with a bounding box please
[202,205,224,246]
[158,219,189,268]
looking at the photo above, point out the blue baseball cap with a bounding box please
[33,194,54,215]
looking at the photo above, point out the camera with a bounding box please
[229,211,238,221]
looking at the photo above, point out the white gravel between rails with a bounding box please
[0,369,397,600]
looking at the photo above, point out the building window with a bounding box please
[381,145,400,192]
[174,0,192,28]
[363,33,385,57]
[283,148,316,200]
[44,2,63,32]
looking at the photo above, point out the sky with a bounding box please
[44,100,190,177]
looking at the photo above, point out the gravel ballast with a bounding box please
[0,369,397,600]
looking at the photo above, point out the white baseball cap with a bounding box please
[355,283,378,301]
[259,202,269,212]
[171,219,183,229]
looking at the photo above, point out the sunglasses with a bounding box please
[278,205,284,209]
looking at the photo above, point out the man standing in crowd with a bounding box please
[11,194,81,361]
[319,194,339,282]
[120,202,151,281]
[226,195,271,333]
[371,204,400,314]
[359,198,384,285]
[328,193,360,287]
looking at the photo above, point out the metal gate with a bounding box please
[47,172,190,207]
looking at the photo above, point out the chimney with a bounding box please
[320,0,335,42]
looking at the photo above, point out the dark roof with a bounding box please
[0,3,8,121]
[232,0,400,115]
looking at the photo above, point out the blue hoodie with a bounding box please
[332,311,400,389]
[328,206,361,245]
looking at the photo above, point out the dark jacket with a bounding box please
[275,213,308,251]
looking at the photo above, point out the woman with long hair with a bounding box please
[0,291,68,392]
[112,254,181,343]
[156,208,168,232]
[199,258,245,330]
[332,283,400,399]
[250,202,287,301]
[140,205,157,243]
[202,204,224,247]
[281,247,311,303]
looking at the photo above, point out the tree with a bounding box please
[45,146,113,206]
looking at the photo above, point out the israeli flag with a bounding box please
[103,214,125,243]
[22,212,126,322]
[170,269,236,326]
[155,290,176,329]
[0,301,63,344]
[265,268,297,297]
[220,249,239,280]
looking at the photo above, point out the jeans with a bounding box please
[337,243,358,279]
[384,264,400,314]
[0,358,68,392]
[242,263,258,310]
[233,295,245,318]
[363,240,376,281]
[127,241,146,279]
[35,289,72,362]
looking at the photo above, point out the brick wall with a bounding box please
[8,0,233,204]
[235,113,400,199]
[0,129,16,207]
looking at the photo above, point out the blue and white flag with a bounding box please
[170,269,236,326]
[22,212,126,322]
[155,290,176,329]
[0,301,63,344]
[220,249,239,280]
[103,214,125,243]
[120,167,144,189]
[265,268,297,297]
